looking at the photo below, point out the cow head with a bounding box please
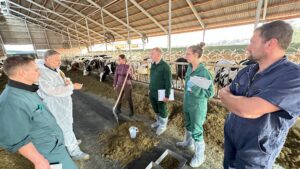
[82,59,91,76]
[175,57,188,80]
[98,60,117,82]
[66,65,72,71]
[109,61,117,74]
[98,60,111,82]
[214,59,239,88]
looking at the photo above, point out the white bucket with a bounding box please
[129,126,139,139]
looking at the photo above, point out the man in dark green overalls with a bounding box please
[149,47,172,136]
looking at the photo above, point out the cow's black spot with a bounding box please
[175,57,188,80]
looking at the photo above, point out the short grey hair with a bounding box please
[44,49,60,59]
[152,47,162,55]
[255,20,293,50]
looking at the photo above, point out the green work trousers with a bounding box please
[183,98,208,142]
[149,95,168,118]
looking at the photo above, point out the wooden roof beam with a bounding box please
[134,11,300,38]
[104,0,215,26]
[185,0,205,29]
[23,0,105,39]
[129,0,168,34]
[52,0,124,39]
[102,0,148,22]
[86,0,143,38]
[8,2,100,43]
[262,0,269,21]
[127,0,298,31]
[9,9,89,44]
[254,0,264,28]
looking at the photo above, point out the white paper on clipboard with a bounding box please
[50,164,62,169]
[190,76,212,90]
[158,89,174,101]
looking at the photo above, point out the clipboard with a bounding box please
[190,76,212,90]
[158,89,174,101]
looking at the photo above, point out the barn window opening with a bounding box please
[4,44,35,57]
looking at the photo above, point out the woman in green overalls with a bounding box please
[176,42,214,168]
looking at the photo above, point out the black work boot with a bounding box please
[129,103,134,117]
[129,110,134,117]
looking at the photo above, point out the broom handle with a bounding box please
[114,64,132,108]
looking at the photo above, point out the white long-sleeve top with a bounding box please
[36,59,74,128]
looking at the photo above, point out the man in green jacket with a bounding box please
[0,56,77,169]
[149,47,172,136]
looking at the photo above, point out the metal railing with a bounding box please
[62,47,300,97]
[130,61,247,94]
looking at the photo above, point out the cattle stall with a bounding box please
[129,60,248,98]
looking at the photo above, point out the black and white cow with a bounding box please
[93,54,111,60]
[67,57,91,71]
[61,57,73,68]
[175,57,188,80]
[132,58,151,81]
[173,57,188,89]
[83,58,116,82]
[135,57,151,74]
[214,59,256,88]
[0,58,5,77]
[98,59,116,82]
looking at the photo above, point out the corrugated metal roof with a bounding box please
[1,0,299,47]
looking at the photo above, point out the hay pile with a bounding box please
[159,155,180,169]
[64,70,116,99]
[277,128,300,168]
[205,100,227,148]
[0,148,33,169]
[99,121,159,166]
[131,83,186,136]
